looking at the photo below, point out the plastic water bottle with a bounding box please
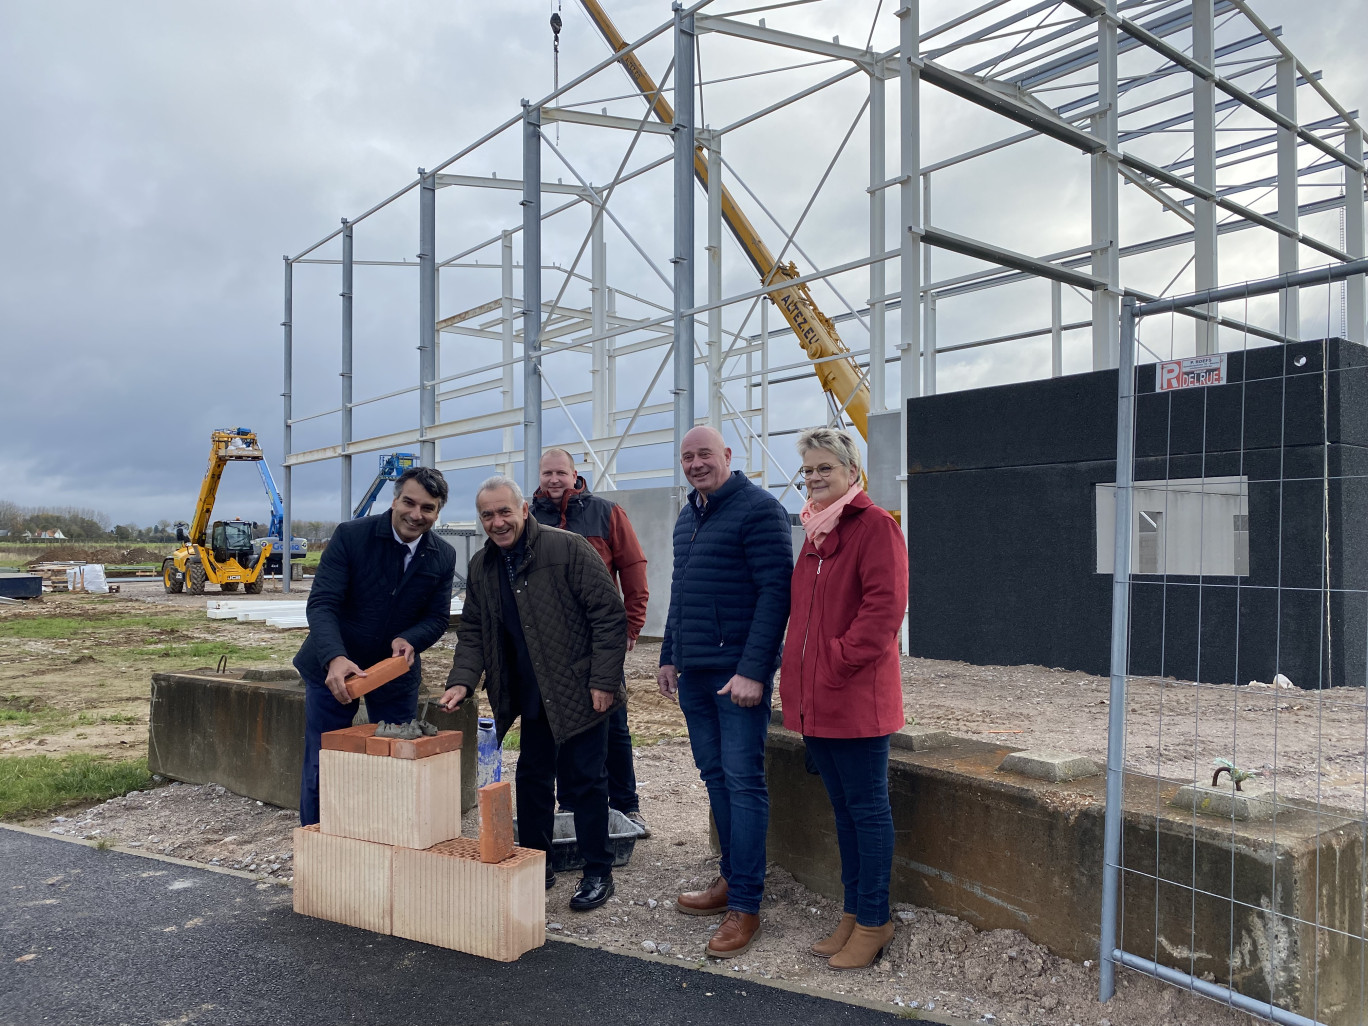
[476,717,502,788]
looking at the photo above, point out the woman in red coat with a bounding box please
[779,426,908,970]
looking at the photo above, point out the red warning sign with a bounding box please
[1157,353,1228,391]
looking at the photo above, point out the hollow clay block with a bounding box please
[479,781,515,864]
[391,839,545,961]
[321,723,378,754]
[345,656,411,701]
[292,824,393,935]
[365,735,394,757]
[391,730,464,761]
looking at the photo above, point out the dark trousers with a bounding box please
[299,675,419,826]
[558,700,637,814]
[677,667,772,915]
[518,709,613,879]
[805,734,894,927]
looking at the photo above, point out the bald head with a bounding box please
[680,426,732,497]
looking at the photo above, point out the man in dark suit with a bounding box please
[295,466,457,825]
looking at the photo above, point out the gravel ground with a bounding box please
[40,739,1258,1026]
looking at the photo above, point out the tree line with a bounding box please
[0,502,337,544]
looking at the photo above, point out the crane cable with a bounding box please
[550,3,563,144]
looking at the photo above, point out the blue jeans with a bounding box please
[299,674,419,826]
[677,667,772,915]
[804,734,894,927]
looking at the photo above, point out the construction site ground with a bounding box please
[7,588,1358,1023]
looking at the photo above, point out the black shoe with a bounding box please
[569,875,614,911]
[545,872,556,891]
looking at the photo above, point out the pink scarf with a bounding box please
[800,481,862,551]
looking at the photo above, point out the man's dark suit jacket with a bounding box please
[293,512,457,688]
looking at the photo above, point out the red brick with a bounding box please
[321,723,378,754]
[478,781,514,865]
[345,656,411,701]
[390,730,463,761]
[365,735,394,757]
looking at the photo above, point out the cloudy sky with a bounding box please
[2,0,1364,527]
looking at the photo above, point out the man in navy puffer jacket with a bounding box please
[657,425,792,958]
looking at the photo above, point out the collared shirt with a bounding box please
[391,526,420,571]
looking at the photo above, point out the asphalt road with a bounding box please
[1,828,930,1026]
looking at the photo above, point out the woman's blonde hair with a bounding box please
[796,426,862,476]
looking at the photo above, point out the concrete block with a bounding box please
[890,727,953,753]
[391,730,462,761]
[292,825,392,935]
[479,782,514,864]
[149,670,307,809]
[998,749,1100,782]
[392,838,545,962]
[347,656,410,701]
[149,669,481,814]
[765,728,1366,1025]
[319,748,461,849]
[365,735,394,757]
[321,724,377,754]
[1170,783,1277,821]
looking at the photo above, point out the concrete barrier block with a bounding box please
[392,838,545,961]
[890,727,953,752]
[998,748,1100,782]
[149,670,481,813]
[292,825,392,935]
[149,671,307,809]
[1169,782,1277,821]
[765,728,1366,1024]
[319,748,461,849]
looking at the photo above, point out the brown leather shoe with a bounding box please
[809,913,857,957]
[676,875,728,916]
[705,909,761,958]
[828,920,895,970]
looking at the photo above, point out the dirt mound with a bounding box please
[30,546,166,565]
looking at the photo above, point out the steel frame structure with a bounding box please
[277,1,1366,1015]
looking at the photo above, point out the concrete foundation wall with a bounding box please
[766,728,1365,1024]
[148,670,478,813]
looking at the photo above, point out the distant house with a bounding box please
[31,529,66,540]
[0,529,8,538]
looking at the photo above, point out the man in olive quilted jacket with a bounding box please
[439,475,627,912]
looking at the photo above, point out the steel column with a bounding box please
[1277,56,1300,340]
[898,0,921,654]
[922,174,936,396]
[501,230,516,478]
[1346,129,1365,343]
[522,102,544,497]
[340,219,354,522]
[760,299,770,489]
[1091,0,1121,369]
[418,169,438,468]
[591,206,610,447]
[1098,294,1137,1002]
[869,71,887,413]
[706,134,723,429]
[1192,0,1218,355]
[281,256,294,595]
[672,2,697,485]
[1051,280,1063,377]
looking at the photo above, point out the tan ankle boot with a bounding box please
[676,875,728,916]
[828,920,895,970]
[809,913,857,957]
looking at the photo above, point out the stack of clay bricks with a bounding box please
[293,722,545,962]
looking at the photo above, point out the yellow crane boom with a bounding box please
[578,0,872,438]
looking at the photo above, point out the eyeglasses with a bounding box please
[800,464,841,479]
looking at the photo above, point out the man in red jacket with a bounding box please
[531,448,651,837]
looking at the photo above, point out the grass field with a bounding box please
[0,753,151,819]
